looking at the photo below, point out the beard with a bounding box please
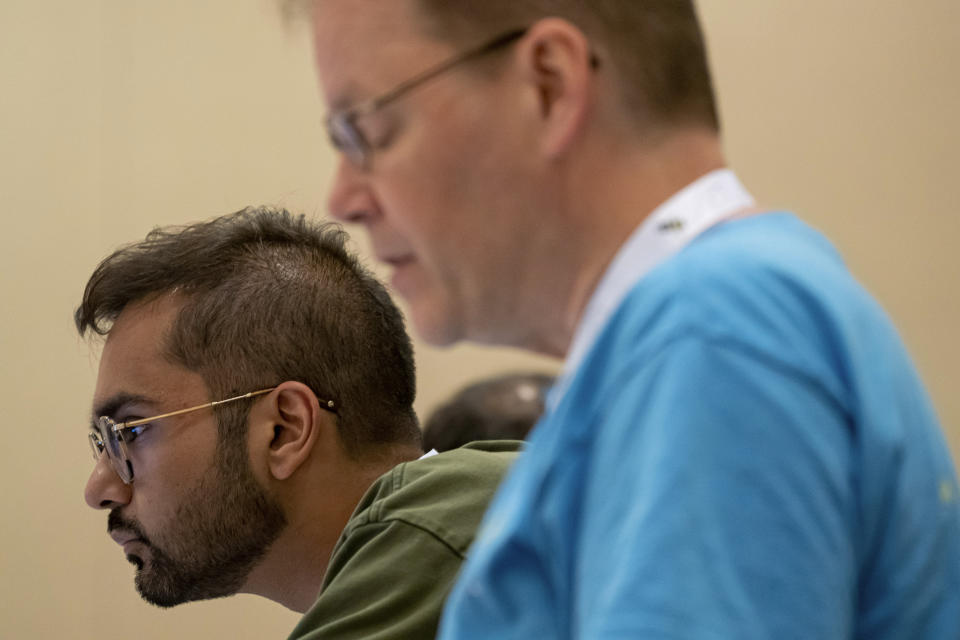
[107,437,286,608]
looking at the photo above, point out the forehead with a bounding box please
[310,0,453,107]
[93,295,207,414]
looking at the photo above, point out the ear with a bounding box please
[255,381,329,481]
[516,18,596,159]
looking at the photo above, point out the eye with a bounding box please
[328,112,367,151]
[348,110,394,151]
[359,113,397,150]
[119,423,151,444]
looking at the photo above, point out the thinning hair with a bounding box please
[411,0,719,133]
[76,207,420,457]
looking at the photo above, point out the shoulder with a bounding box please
[342,441,521,557]
[386,441,521,505]
[632,213,854,333]
[598,213,884,374]
[296,447,523,640]
[559,213,909,425]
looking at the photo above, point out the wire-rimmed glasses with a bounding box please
[88,387,337,484]
[325,27,528,170]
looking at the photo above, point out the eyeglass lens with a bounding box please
[327,114,369,168]
[91,417,134,484]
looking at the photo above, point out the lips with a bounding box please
[109,530,142,548]
[107,511,150,567]
[109,529,147,569]
[371,236,414,266]
[380,254,414,268]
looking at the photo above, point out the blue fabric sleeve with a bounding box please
[576,336,857,639]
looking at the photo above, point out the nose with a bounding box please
[84,454,132,510]
[327,157,380,225]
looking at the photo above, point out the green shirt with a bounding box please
[286,441,520,640]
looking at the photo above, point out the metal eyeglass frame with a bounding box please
[324,27,529,170]
[88,387,337,485]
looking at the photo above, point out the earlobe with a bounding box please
[518,18,595,159]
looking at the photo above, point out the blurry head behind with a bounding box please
[423,372,554,452]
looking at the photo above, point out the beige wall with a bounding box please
[1,1,956,638]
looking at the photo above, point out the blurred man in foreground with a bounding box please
[307,1,960,637]
[80,207,517,639]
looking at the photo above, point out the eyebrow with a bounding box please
[91,392,155,426]
[327,74,385,112]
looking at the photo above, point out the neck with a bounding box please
[512,127,726,357]
[239,445,421,613]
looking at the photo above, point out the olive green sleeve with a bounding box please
[286,519,464,640]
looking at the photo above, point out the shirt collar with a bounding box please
[548,169,755,409]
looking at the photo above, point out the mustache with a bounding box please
[107,509,152,546]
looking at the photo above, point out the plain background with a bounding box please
[1,1,957,638]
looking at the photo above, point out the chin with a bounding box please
[410,303,465,347]
[414,319,463,347]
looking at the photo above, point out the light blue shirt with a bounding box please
[439,213,960,639]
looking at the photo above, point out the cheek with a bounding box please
[132,437,201,482]
[129,465,187,517]
[373,167,457,261]
[129,443,215,519]
[375,97,531,270]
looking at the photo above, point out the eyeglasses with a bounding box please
[325,27,528,170]
[88,387,338,484]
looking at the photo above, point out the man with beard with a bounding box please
[80,206,518,639]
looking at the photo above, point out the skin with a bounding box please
[313,0,727,355]
[85,294,419,612]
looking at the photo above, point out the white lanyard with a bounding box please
[549,169,756,409]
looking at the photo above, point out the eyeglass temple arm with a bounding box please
[116,387,338,431]
[116,388,277,429]
[359,27,529,116]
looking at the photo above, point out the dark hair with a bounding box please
[412,0,719,132]
[76,206,420,458]
[422,372,554,451]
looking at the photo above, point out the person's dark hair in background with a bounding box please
[423,373,555,452]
